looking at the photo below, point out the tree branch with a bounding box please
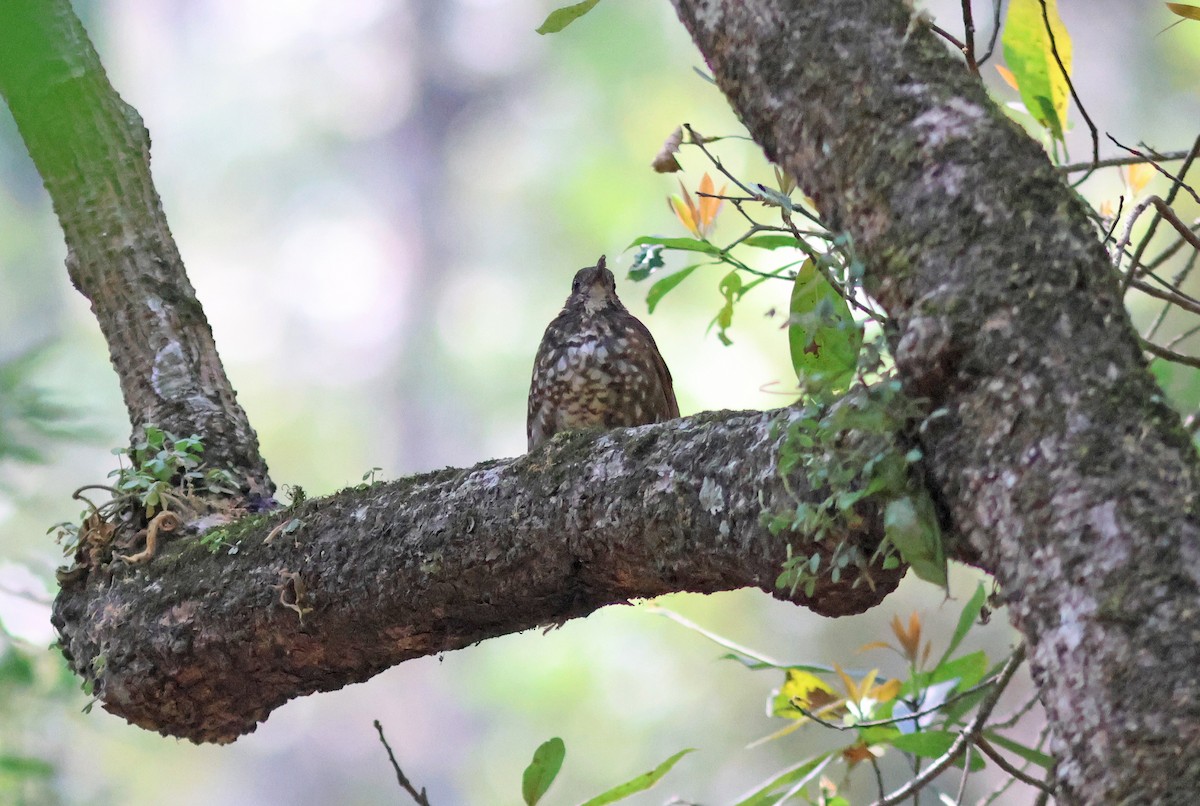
[670,0,1200,801]
[52,410,902,743]
[0,0,272,495]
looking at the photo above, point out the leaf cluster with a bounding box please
[767,361,946,596]
[49,425,238,559]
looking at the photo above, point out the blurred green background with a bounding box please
[0,0,1196,803]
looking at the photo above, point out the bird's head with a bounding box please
[568,255,621,314]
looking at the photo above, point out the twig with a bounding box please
[1038,0,1098,171]
[684,123,825,229]
[979,723,1054,805]
[1145,220,1200,272]
[868,644,1027,806]
[1102,195,1125,246]
[373,720,432,806]
[977,0,1002,65]
[960,0,978,73]
[929,22,967,54]
[1108,134,1200,207]
[1164,321,1200,351]
[0,582,51,606]
[1058,150,1192,173]
[988,690,1042,731]
[870,756,886,801]
[974,737,1055,796]
[797,673,1001,731]
[1139,338,1200,370]
[1117,196,1200,293]
[1123,136,1200,297]
[1130,278,1200,317]
[954,742,973,804]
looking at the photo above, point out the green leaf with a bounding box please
[883,496,946,587]
[787,259,861,392]
[1002,0,1072,141]
[646,265,699,313]
[579,748,695,806]
[626,235,720,255]
[733,752,833,806]
[535,0,602,34]
[936,582,987,670]
[0,755,54,778]
[628,244,666,281]
[714,271,742,345]
[0,648,35,687]
[742,234,801,250]
[983,730,1056,769]
[522,737,565,805]
[890,730,956,758]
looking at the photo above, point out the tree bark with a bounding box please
[670,0,1200,802]
[8,0,1200,799]
[53,410,898,743]
[0,0,272,496]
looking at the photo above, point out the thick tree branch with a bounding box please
[0,0,271,495]
[52,410,901,743]
[670,0,1200,802]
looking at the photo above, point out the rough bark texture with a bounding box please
[670,0,1200,802]
[52,410,899,743]
[0,0,272,496]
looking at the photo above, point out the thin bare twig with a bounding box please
[954,742,973,804]
[1102,195,1125,246]
[797,673,1000,732]
[1038,0,1098,171]
[1117,196,1200,294]
[960,0,978,73]
[1108,134,1200,207]
[1130,278,1200,317]
[1058,150,1192,174]
[979,723,1054,805]
[977,0,1002,65]
[929,21,968,54]
[373,720,432,806]
[1163,321,1200,351]
[989,690,1042,731]
[869,644,1028,806]
[974,737,1055,795]
[1145,220,1200,272]
[1139,338,1200,370]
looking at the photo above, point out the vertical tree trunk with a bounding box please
[0,0,272,495]
[670,0,1200,801]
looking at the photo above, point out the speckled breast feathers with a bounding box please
[527,257,679,450]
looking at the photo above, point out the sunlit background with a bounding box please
[1,0,1197,803]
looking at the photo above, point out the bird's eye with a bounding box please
[572,280,581,293]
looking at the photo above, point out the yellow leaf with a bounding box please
[1002,0,1073,141]
[857,640,892,653]
[890,612,923,661]
[1127,162,1156,196]
[833,662,860,703]
[669,194,699,238]
[695,172,726,236]
[1166,3,1200,21]
[858,668,880,700]
[870,678,902,703]
[779,669,836,711]
[995,63,1020,90]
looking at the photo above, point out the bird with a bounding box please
[527,255,679,451]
